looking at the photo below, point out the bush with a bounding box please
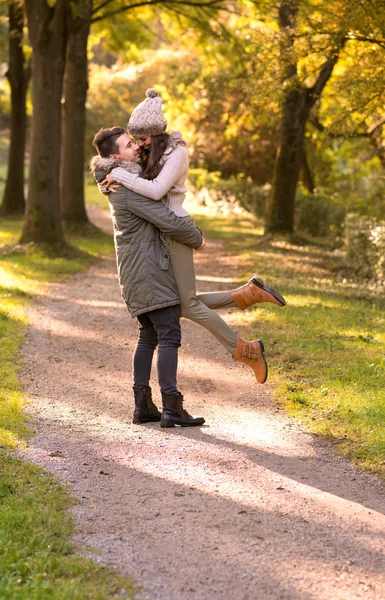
[188,168,269,218]
[188,169,346,239]
[294,190,346,237]
[344,213,385,281]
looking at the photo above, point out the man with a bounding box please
[91,126,205,427]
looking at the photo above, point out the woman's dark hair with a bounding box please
[140,133,169,180]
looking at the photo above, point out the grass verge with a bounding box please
[85,174,110,210]
[192,210,385,477]
[0,217,136,599]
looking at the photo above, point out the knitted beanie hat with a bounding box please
[127,88,168,137]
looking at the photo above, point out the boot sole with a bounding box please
[160,420,205,428]
[132,417,161,424]
[257,339,268,384]
[252,278,286,307]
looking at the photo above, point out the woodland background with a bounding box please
[1,5,385,595]
[0,0,385,281]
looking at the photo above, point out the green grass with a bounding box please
[85,174,110,209]
[0,217,136,599]
[0,455,137,600]
[193,211,385,476]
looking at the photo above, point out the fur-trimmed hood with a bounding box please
[164,130,186,156]
[89,155,141,178]
[167,130,186,148]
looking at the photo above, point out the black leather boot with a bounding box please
[160,392,205,428]
[132,387,161,424]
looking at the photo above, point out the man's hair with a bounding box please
[92,127,126,158]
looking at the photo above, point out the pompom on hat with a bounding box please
[127,88,168,137]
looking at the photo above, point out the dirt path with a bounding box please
[21,207,385,600]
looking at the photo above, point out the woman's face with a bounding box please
[135,135,152,150]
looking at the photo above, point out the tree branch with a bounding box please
[346,33,385,50]
[367,116,385,135]
[92,0,115,16]
[92,0,225,24]
[309,114,385,140]
[312,48,343,98]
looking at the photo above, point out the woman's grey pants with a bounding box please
[164,227,239,355]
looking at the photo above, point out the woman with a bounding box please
[102,89,286,383]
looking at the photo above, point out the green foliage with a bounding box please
[188,168,346,238]
[306,137,385,220]
[89,4,155,64]
[0,216,113,450]
[86,59,165,160]
[295,189,346,237]
[84,0,385,223]
[0,453,137,599]
[0,3,8,65]
[344,213,385,281]
[188,168,269,217]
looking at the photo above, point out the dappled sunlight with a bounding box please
[0,266,44,296]
[27,316,114,343]
[111,435,385,527]
[0,218,22,248]
[285,295,347,309]
[69,298,123,309]
[227,306,282,328]
[254,250,329,278]
[0,300,27,323]
[26,394,385,525]
[0,230,19,247]
[200,406,305,453]
[17,202,385,598]
[178,352,236,374]
[195,274,237,284]
[26,420,385,599]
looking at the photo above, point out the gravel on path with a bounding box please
[21,206,385,600]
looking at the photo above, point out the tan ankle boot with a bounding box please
[233,337,268,384]
[231,277,286,310]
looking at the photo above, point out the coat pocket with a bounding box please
[159,247,169,270]
[156,235,170,271]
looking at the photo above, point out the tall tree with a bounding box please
[21,0,68,245]
[59,0,225,223]
[266,0,385,233]
[1,0,30,216]
[266,0,343,233]
[60,0,91,222]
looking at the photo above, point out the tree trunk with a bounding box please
[61,1,91,223]
[0,2,30,216]
[266,0,342,234]
[267,89,308,233]
[300,145,315,193]
[21,0,68,245]
[266,0,301,233]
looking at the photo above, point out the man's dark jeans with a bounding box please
[133,305,181,395]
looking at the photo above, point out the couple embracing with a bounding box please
[90,88,286,429]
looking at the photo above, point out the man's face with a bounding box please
[114,134,139,162]
[135,135,152,150]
